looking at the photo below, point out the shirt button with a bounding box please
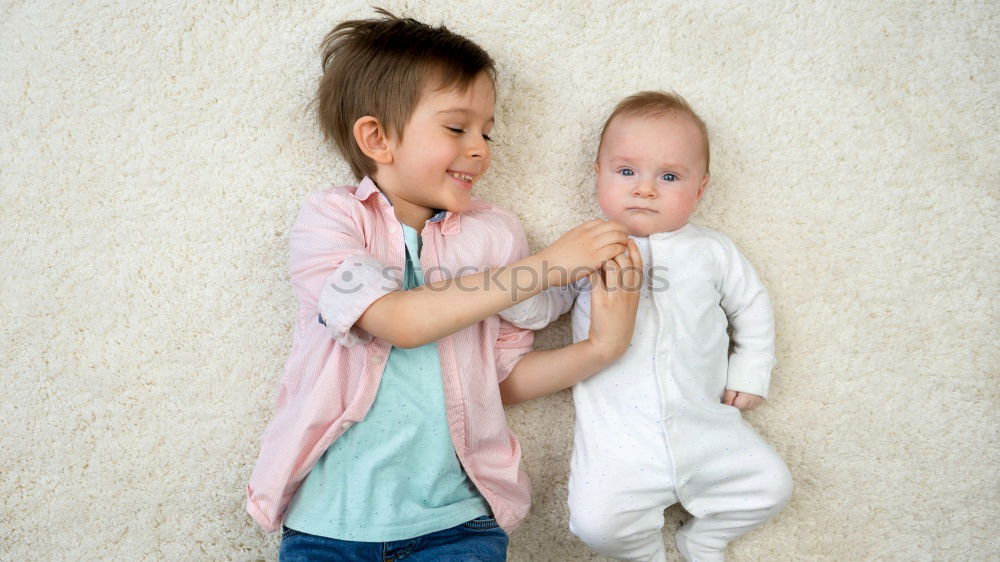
[341,421,354,431]
[370,355,383,365]
[387,224,398,234]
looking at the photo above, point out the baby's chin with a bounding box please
[621,220,686,238]
[603,209,688,237]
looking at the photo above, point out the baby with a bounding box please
[500,91,792,561]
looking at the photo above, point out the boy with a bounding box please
[500,91,793,561]
[245,10,642,561]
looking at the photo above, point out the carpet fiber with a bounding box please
[2,1,997,559]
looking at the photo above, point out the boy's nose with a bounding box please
[467,136,489,159]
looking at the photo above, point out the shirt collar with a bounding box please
[439,210,462,235]
[351,176,384,203]
[354,176,462,234]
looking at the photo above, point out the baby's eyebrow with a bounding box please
[609,156,690,173]
[656,162,689,172]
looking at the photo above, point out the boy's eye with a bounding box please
[660,173,677,182]
[447,126,491,142]
[617,168,635,177]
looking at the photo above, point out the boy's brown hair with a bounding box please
[315,8,496,180]
[598,91,711,174]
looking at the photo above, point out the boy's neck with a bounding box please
[392,205,432,232]
[370,177,433,232]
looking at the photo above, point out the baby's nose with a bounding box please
[633,182,656,197]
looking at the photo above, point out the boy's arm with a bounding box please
[500,240,642,405]
[498,220,602,331]
[719,236,777,400]
[355,219,628,348]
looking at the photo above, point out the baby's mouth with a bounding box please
[448,171,474,182]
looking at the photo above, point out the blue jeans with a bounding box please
[278,516,508,561]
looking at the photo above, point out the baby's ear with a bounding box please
[697,174,709,200]
[353,116,393,165]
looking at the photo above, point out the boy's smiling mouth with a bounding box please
[447,170,477,186]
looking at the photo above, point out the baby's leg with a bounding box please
[568,435,677,562]
[675,422,792,561]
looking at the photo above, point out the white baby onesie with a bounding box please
[501,223,792,562]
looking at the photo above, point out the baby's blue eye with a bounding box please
[660,173,677,182]
[618,168,635,177]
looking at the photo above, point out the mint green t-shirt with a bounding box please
[283,218,489,541]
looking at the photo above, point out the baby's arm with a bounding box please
[718,235,777,408]
[499,240,642,405]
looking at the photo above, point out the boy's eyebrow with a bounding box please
[436,108,495,123]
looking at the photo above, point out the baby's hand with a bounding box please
[538,220,629,286]
[585,239,643,363]
[723,390,764,411]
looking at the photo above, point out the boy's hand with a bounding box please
[585,239,643,363]
[538,220,629,287]
[498,240,641,406]
[723,390,764,411]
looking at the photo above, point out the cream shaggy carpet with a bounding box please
[2,1,997,560]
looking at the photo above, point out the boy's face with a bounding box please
[379,72,495,227]
[595,113,709,236]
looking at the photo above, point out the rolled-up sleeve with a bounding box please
[290,192,402,347]
[494,319,533,382]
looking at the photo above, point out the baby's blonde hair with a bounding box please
[598,91,710,174]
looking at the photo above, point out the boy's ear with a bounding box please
[697,174,710,200]
[353,116,393,165]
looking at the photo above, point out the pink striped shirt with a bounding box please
[246,177,534,534]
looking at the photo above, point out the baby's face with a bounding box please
[595,113,709,236]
